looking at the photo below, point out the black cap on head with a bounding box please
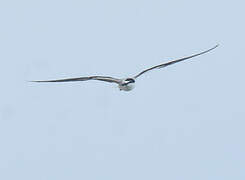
[125,78,135,83]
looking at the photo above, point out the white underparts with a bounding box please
[118,83,135,91]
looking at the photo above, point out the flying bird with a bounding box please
[31,45,219,91]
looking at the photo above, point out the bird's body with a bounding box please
[31,45,219,92]
[118,78,136,91]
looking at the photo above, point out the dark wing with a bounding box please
[134,44,219,79]
[31,76,121,84]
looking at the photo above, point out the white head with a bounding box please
[119,78,136,91]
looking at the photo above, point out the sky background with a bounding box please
[0,0,244,179]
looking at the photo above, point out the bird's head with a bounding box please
[119,78,136,91]
[124,78,135,84]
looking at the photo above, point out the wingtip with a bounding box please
[208,44,219,51]
[29,80,45,83]
[214,44,220,48]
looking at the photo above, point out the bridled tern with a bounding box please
[31,45,218,91]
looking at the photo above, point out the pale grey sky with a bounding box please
[0,0,244,179]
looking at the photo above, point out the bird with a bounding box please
[31,44,219,91]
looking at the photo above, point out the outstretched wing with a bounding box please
[134,44,219,79]
[31,76,121,84]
